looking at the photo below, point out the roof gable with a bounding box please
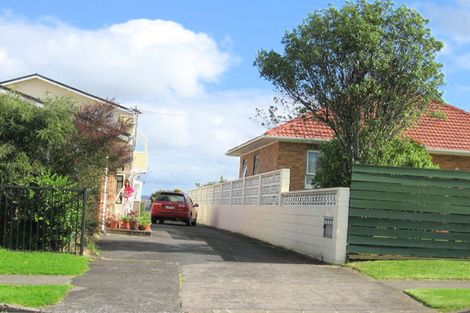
[0,85,43,105]
[0,73,135,113]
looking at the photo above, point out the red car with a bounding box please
[151,191,198,226]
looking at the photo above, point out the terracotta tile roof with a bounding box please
[405,103,470,152]
[264,103,470,152]
[265,115,335,139]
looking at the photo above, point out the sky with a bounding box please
[0,0,469,194]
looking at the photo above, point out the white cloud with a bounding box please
[0,15,232,98]
[0,14,274,194]
[134,90,272,192]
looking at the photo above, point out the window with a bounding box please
[241,159,248,178]
[156,193,185,203]
[253,155,260,175]
[305,150,320,189]
[115,175,124,204]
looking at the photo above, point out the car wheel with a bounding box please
[159,219,164,224]
[151,217,157,224]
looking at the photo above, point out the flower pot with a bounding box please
[139,224,151,231]
[121,221,130,229]
[129,221,139,230]
[111,220,119,229]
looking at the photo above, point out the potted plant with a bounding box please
[120,215,130,229]
[110,216,119,229]
[129,214,139,230]
[139,213,152,231]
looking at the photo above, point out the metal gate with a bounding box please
[0,185,87,255]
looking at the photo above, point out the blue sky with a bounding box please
[0,1,469,194]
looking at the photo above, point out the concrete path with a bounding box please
[46,223,433,313]
[0,275,72,285]
[379,280,470,290]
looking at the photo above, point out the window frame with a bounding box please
[115,174,125,204]
[305,150,320,189]
[241,159,248,178]
[253,155,260,175]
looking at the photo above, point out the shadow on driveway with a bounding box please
[98,222,321,265]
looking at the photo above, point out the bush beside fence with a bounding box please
[0,185,87,255]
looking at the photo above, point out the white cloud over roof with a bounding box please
[0,14,269,193]
[0,15,232,99]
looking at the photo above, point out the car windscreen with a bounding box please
[156,194,185,203]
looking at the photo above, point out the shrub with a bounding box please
[120,215,130,222]
[0,170,83,252]
[313,138,438,188]
[139,212,151,227]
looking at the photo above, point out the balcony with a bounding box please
[132,150,148,175]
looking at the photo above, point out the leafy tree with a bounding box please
[150,191,159,202]
[150,188,185,202]
[0,92,133,233]
[0,93,75,184]
[195,176,228,187]
[313,138,438,187]
[255,0,444,185]
[52,101,133,189]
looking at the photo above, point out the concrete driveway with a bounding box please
[48,223,432,313]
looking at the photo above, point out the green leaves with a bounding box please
[313,138,438,188]
[0,92,132,234]
[255,0,445,183]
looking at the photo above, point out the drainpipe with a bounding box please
[101,156,109,231]
[132,106,140,151]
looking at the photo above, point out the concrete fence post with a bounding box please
[241,176,246,205]
[334,187,350,264]
[258,174,262,205]
[230,181,233,206]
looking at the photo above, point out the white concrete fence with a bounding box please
[189,169,350,264]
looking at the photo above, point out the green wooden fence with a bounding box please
[348,164,470,258]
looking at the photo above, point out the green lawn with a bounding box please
[347,259,470,280]
[0,249,88,275]
[0,284,72,307]
[405,288,470,312]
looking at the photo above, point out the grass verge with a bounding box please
[86,239,100,257]
[347,259,470,280]
[0,249,88,275]
[0,284,72,307]
[405,288,470,312]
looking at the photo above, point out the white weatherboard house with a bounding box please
[1,73,149,226]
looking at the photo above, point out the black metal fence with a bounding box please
[0,185,87,255]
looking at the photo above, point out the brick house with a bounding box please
[226,102,470,191]
[0,73,149,225]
